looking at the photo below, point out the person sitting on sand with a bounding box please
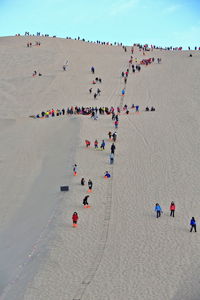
[145,106,149,111]
[104,171,111,178]
[151,106,155,111]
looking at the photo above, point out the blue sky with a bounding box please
[0,0,200,48]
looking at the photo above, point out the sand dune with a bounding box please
[0,36,200,300]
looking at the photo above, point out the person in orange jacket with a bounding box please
[170,201,176,217]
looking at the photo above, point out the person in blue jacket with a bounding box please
[190,217,197,232]
[154,203,162,218]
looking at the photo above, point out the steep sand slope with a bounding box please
[0,36,200,300]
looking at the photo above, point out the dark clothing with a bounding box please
[111,144,115,154]
[83,196,89,206]
[156,211,161,218]
[170,210,175,217]
[190,225,197,232]
[88,180,93,189]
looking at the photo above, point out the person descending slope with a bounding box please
[72,212,79,227]
[88,179,93,192]
[83,195,90,208]
[73,164,77,176]
[111,143,116,154]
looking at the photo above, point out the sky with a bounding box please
[0,0,200,48]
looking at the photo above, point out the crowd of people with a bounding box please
[68,47,197,233]
[29,103,157,119]
[70,46,158,227]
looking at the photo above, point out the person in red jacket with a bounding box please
[72,212,79,227]
[170,202,176,217]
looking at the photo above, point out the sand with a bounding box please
[0,36,200,300]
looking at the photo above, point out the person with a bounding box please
[91,66,95,74]
[122,89,125,96]
[145,106,149,111]
[124,77,127,84]
[81,178,85,186]
[73,164,77,176]
[112,132,117,142]
[111,143,116,154]
[85,140,91,147]
[72,212,79,227]
[121,71,124,77]
[114,120,118,129]
[89,88,92,94]
[100,140,105,150]
[94,93,97,99]
[170,202,176,217]
[136,105,139,112]
[88,179,93,191]
[83,195,90,207]
[108,131,112,140]
[104,171,111,178]
[109,153,114,164]
[154,203,162,218]
[94,139,98,149]
[151,106,155,111]
[63,65,66,71]
[97,88,101,95]
[190,217,197,232]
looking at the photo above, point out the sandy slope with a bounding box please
[0,36,200,300]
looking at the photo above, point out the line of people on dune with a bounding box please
[30,103,155,119]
